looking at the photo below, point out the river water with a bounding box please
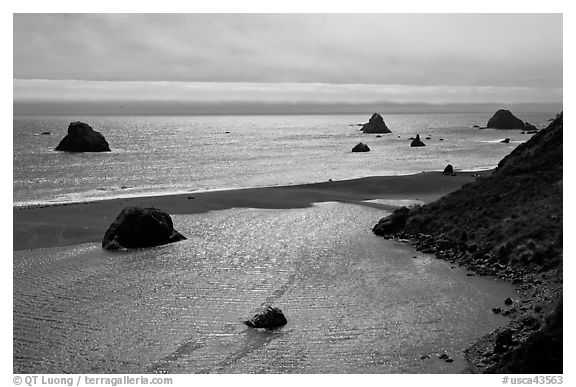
[13,201,516,373]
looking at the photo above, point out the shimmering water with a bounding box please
[13,112,554,206]
[13,202,515,373]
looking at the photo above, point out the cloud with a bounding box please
[13,79,562,105]
[13,14,562,88]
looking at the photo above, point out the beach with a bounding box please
[14,171,485,251]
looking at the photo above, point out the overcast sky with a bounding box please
[13,13,563,112]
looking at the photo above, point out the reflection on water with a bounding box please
[13,202,515,373]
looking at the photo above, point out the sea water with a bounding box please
[13,112,554,206]
[13,202,516,374]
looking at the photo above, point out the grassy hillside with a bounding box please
[373,113,563,373]
[374,113,562,274]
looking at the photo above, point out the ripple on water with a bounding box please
[13,202,516,373]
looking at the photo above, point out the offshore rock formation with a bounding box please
[102,207,186,249]
[410,134,426,147]
[351,142,370,152]
[360,113,392,134]
[486,110,525,130]
[55,121,111,152]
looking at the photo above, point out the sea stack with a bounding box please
[410,134,426,147]
[102,207,186,250]
[360,113,392,134]
[352,142,370,152]
[486,110,525,130]
[55,121,111,152]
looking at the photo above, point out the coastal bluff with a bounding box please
[373,113,563,373]
[55,121,111,152]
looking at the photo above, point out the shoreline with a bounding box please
[13,168,495,210]
[13,170,487,251]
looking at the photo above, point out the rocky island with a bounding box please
[360,113,392,134]
[55,121,111,152]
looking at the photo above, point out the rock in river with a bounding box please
[352,142,370,152]
[244,306,287,329]
[102,207,186,250]
[55,121,111,152]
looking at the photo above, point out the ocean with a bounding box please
[13,112,555,206]
[13,112,551,373]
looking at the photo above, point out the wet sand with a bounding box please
[13,171,488,251]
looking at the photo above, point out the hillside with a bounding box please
[373,113,563,373]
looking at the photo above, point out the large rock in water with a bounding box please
[244,306,287,329]
[486,110,525,130]
[352,142,370,152]
[410,134,426,147]
[360,113,392,133]
[55,121,111,152]
[102,207,186,249]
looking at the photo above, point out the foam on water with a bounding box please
[14,202,516,373]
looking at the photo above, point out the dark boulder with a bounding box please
[360,113,392,134]
[524,122,538,132]
[373,206,410,236]
[102,207,186,250]
[55,121,111,152]
[500,138,510,144]
[443,164,455,175]
[410,134,426,147]
[352,142,370,152]
[486,110,525,130]
[494,329,515,353]
[40,131,52,135]
[244,306,287,329]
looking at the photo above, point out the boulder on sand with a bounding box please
[443,164,455,176]
[486,110,525,130]
[352,142,370,152]
[102,207,186,250]
[244,306,287,329]
[55,121,111,152]
[410,134,426,147]
[500,138,510,144]
[360,113,392,134]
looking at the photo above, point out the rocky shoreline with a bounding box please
[381,231,562,373]
[372,112,563,373]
